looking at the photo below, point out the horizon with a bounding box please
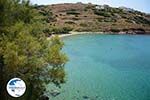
[30,0,150,13]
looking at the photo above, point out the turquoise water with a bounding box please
[48,34,150,100]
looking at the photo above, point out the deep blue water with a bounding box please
[48,34,150,100]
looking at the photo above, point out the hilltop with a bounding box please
[34,3,150,34]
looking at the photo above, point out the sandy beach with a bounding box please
[47,32,104,40]
[59,32,105,38]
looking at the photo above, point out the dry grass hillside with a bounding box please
[35,3,150,34]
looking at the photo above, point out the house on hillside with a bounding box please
[95,5,109,10]
[119,6,135,12]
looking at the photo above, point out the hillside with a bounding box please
[35,3,150,34]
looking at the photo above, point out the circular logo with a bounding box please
[6,78,26,97]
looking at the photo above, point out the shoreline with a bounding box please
[58,32,104,38]
[47,31,150,40]
[47,32,97,40]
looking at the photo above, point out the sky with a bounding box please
[30,0,150,13]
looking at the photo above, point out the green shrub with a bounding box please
[72,17,79,20]
[97,18,104,22]
[80,23,88,27]
[65,21,76,24]
[52,27,73,34]
[62,27,73,33]
[43,28,52,36]
[66,11,80,15]
[94,9,111,17]
[104,18,117,22]
[110,28,120,32]
[133,16,150,25]
[66,9,80,15]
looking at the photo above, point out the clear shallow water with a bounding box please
[48,34,150,100]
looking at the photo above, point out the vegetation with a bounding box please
[39,3,150,33]
[0,0,68,100]
[109,28,120,32]
[50,26,73,34]
[65,21,76,24]
[94,10,112,17]
[66,9,80,15]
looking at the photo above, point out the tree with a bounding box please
[0,0,68,100]
[51,26,73,34]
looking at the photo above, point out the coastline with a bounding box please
[47,32,97,40]
[47,31,150,40]
[59,32,104,38]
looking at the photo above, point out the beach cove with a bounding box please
[47,34,150,100]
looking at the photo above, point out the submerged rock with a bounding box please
[39,95,49,100]
[83,96,90,99]
[95,96,99,98]
[50,89,60,97]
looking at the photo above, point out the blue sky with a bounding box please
[30,0,150,13]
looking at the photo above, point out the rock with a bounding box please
[95,96,99,99]
[39,95,49,100]
[83,96,89,99]
[50,89,60,97]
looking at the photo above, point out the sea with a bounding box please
[47,34,150,100]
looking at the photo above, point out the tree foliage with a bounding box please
[51,26,73,34]
[0,0,68,100]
